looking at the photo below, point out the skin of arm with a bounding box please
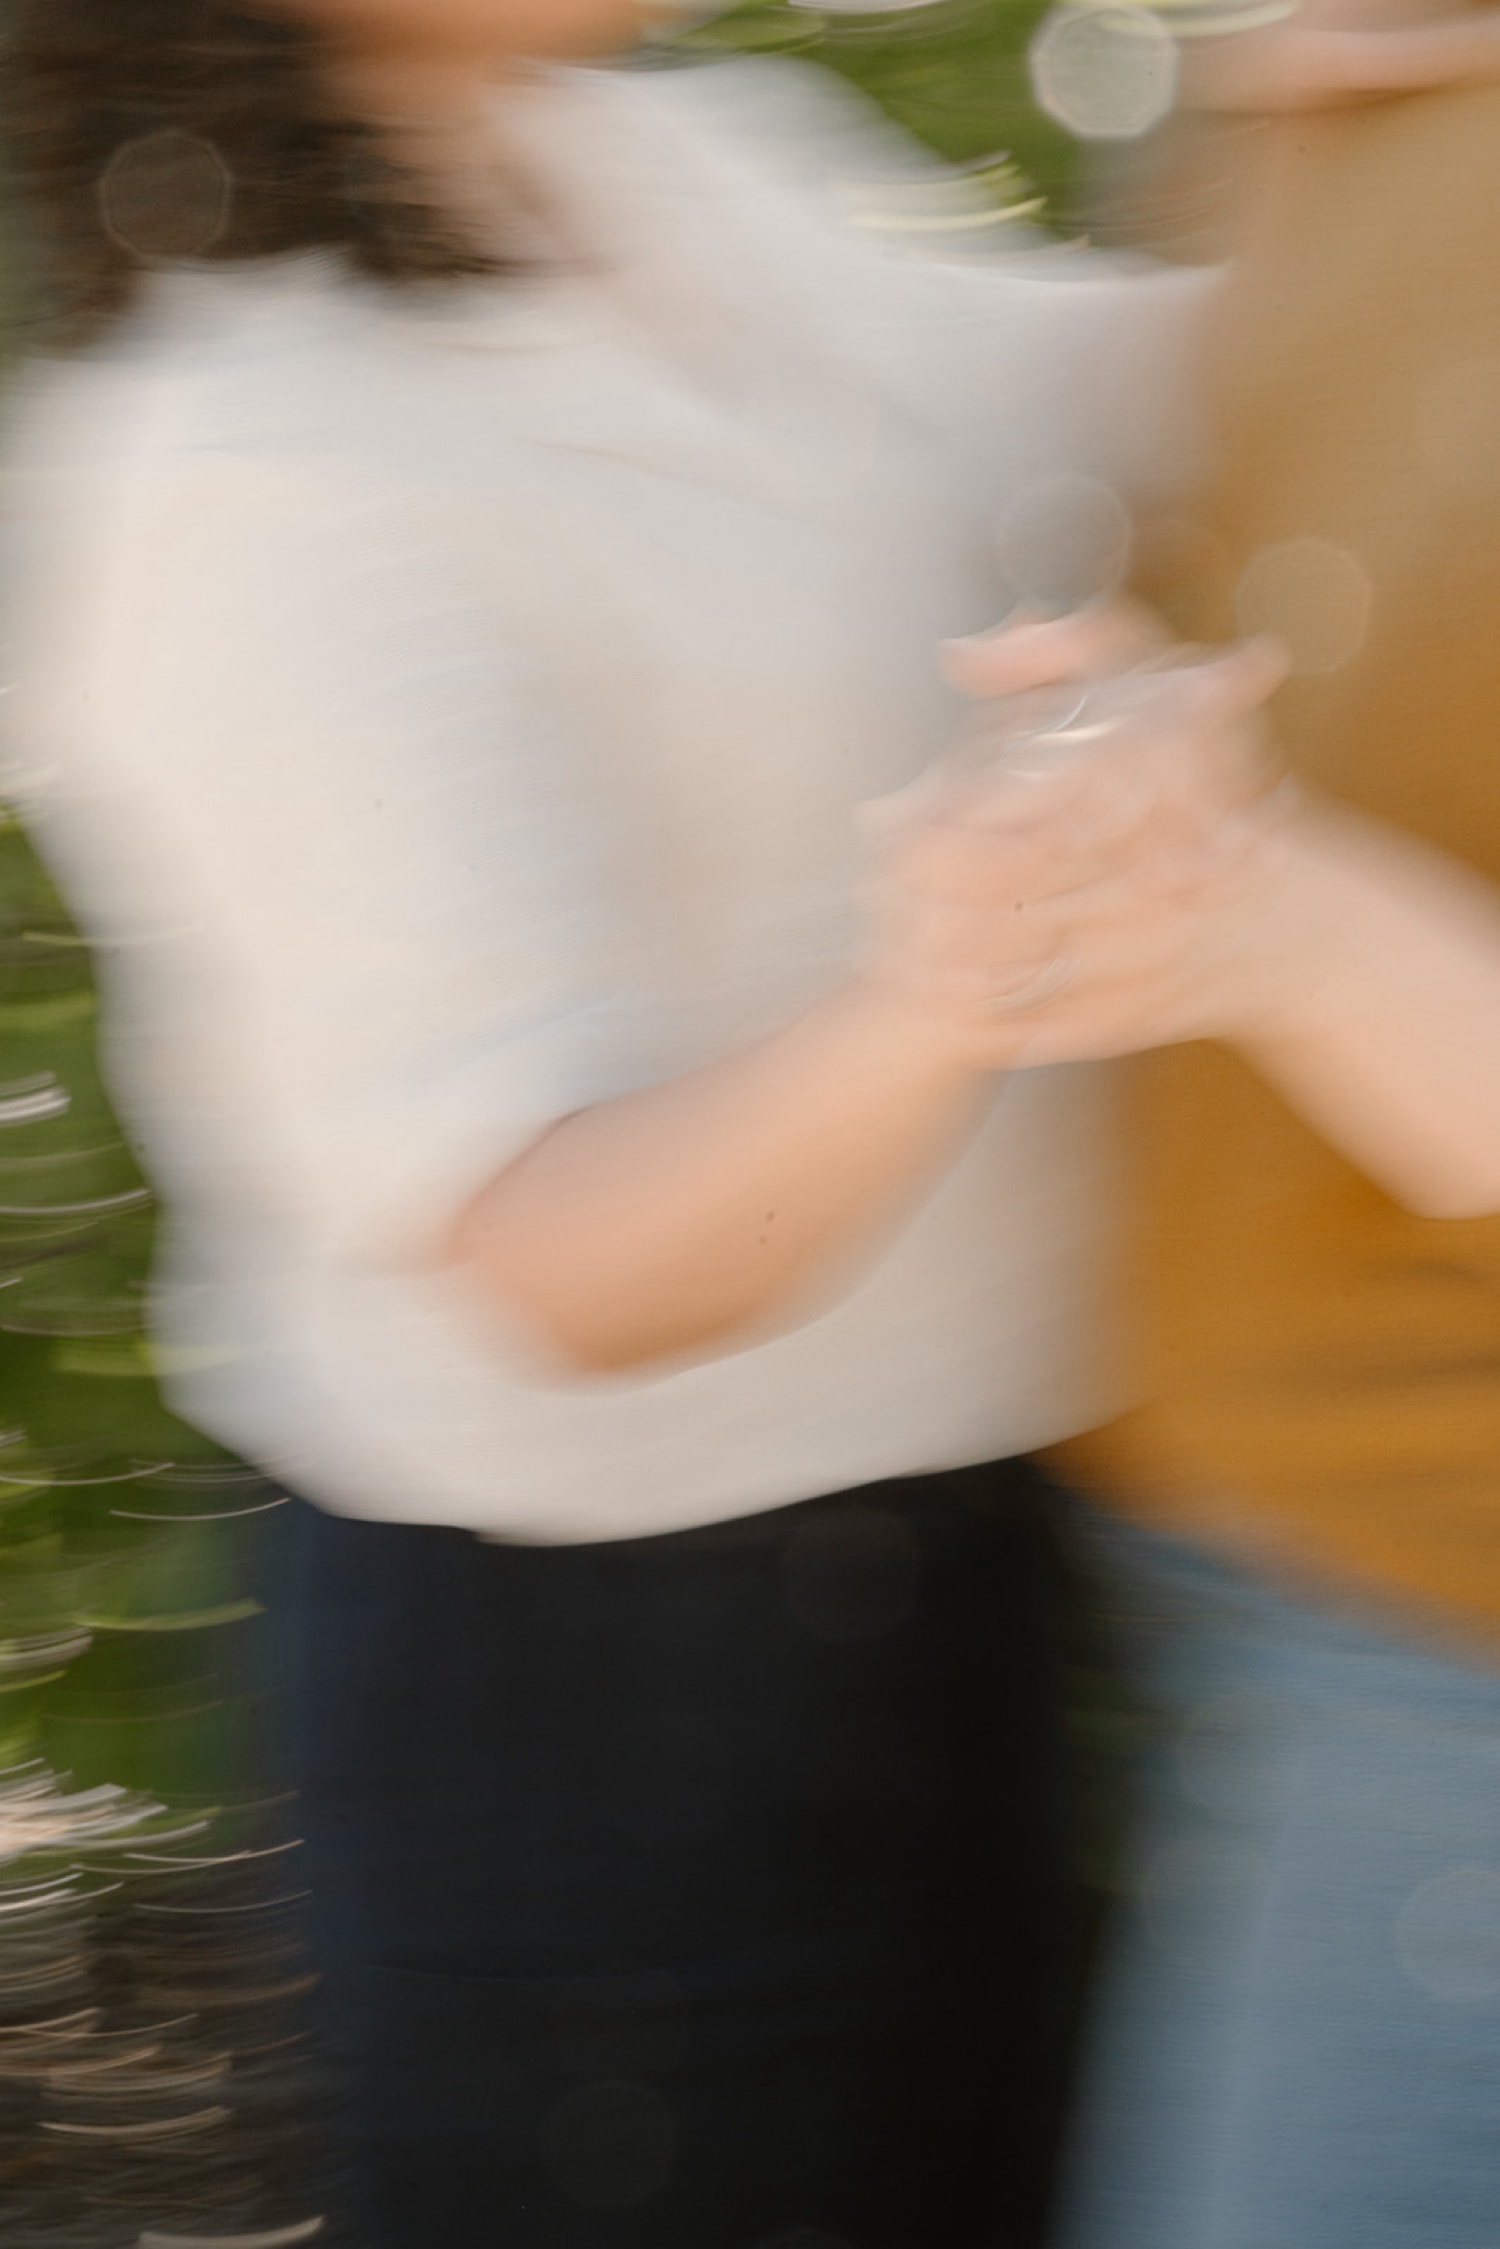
[1184,11,1500,112]
[1223,807,1500,1219]
[441,635,1276,1376]
[1180,0,1500,113]
[444,978,996,1375]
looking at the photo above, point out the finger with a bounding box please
[897,812,1076,907]
[939,596,1167,701]
[1032,640,1286,824]
[909,639,1289,897]
[1135,642,1289,819]
[939,602,1148,700]
[1048,634,1284,748]
[940,631,1285,847]
[946,757,1266,914]
[952,724,1186,855]
[912,803,1158,919]
[1178,634,1289,727]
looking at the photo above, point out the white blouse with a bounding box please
[1,60,1205,1541]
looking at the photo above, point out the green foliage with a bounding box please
[0,818,326,2245]
[0,809,261,1793]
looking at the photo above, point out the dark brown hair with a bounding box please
[1,0,511,344]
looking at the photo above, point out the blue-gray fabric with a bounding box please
[1063,1509,1500,2249]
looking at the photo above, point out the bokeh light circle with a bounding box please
[1030,4,1180,141]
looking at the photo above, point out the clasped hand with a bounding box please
[864,604,1301,1070]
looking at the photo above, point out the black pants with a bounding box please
[283,1459,1075,2249]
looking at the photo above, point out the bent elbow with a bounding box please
[540,1322,678,1378]
[1398,1183,1500,1223]
[1385,1153,1500,1222]
[461,1270,758,1380]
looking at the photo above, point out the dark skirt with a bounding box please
[282,1457,1076,2249]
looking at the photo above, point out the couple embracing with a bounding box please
[4,1,1500,2244]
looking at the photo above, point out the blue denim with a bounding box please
[1060,1510,1500,2249]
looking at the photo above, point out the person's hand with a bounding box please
[940,600,1280,843]
[915,773,1313,1068]
[938,598,1169,702]
[859,618,1294,1068]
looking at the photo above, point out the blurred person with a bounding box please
[0,3,1232,2244]
[941,10,1500,2244]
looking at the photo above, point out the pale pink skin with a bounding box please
[260,0,662,71]
[256,0,680,246]
[1182,0,1500,113]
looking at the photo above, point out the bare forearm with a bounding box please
[1238,811,1500,1217]
[1182,2,1500,113]
[445,979,994,1373]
